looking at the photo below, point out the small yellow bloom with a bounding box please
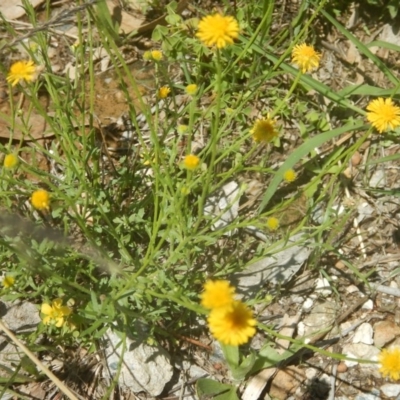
[31,189,50,211]
[366,97,400,133]
[2,276,15,288]
[143,50,163,61]
[3,154,18,169]
[379,347,400,380]
[196,14,239,49]
[177,125,188,134]
[208,300,256,346]
[185,84,198,95]
[283,169,297,183]
[266,217,280,231]
[183,154,200,170]
[181,186,191,195]
[6,60,37,86]
[291,43,321,73]
[251,116,278,143]
[158,86,171,99]
[151,50,163,61]
[201,280,235,309]
[41,298,72,328]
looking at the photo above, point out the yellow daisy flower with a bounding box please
[366,97,400,133]
[6,60,37,86]
[158,86,171,99]
[177,125,188,134]
[208,300,256,346]
[283,169,297,183]
[41,298,72,328]
[31,189,50,211]
[183,154,200,170]
[185,84,198,95]
[266,217,280,231]
[291,43,321,73]
[379,347,400,380]
[251,116,278,143]
[2,275,15,288]
[196,14,239,49]
[201,280,235,309]
[144,50,163,61]
[3,154,18,169]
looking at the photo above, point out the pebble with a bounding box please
[362,299,374,310]
[369,168,386,188]
[353,323,374,345]
[302,297,314,311]
[354,389,380,400]
[351,151,362,166]
[337,362,347,373]
[374,320,400,347]
[381,383,400,397]
[315,277,332,297]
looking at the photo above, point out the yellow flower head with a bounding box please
[183,154,200,170]
[3,154,18,169]
[379,347,400,380]
[7,60,37,86]
[283,169,297,183]
[144,50,163,61]
[291,43,321,73]
[31,189,50,211]
[266,217,280,231]
[201,280,235,309]
[177,125,188,134]
[185,84,198,95]
[208,300,256,346]
[251,116,278,143]
[196,14,239,49]
[158,86,171,99]
[41,298,72,328]
[366,97,400,133]
[2,275,15,288]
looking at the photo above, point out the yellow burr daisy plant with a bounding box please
[251,116,278,143]
[291,43,321,74]
[196,14,239,49]
[7,60,37,86]
[283,169,297,183]
[158,86,171,99]
[2,275,15,288]
[182,154,200,170]
[185,84,198,96]
[3,154,18,169]
[207,300,256,346]
[366,97,400,133]
[200,280,235,309]
[379,347,400,381]
[266,217,280,231]
[31,189,51,211]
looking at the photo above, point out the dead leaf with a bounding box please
[0,0,45,20]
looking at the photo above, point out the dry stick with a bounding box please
[0,319,80,400]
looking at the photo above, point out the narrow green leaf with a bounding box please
[258,121,366,212]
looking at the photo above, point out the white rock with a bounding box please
[315,277,332,296]
[204,181,241,236]
[103,329,173,396]
[302,297,314,311]
[369,169,386,188]
[343,351,359,367]
[305,367,318,380]
[353,323,374,345]
[342,343,380,368]
[346,285,360,294]
[361,300,374,310]
[234,232,314,294]
[297,321,305,337]
[381,383,400,397]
